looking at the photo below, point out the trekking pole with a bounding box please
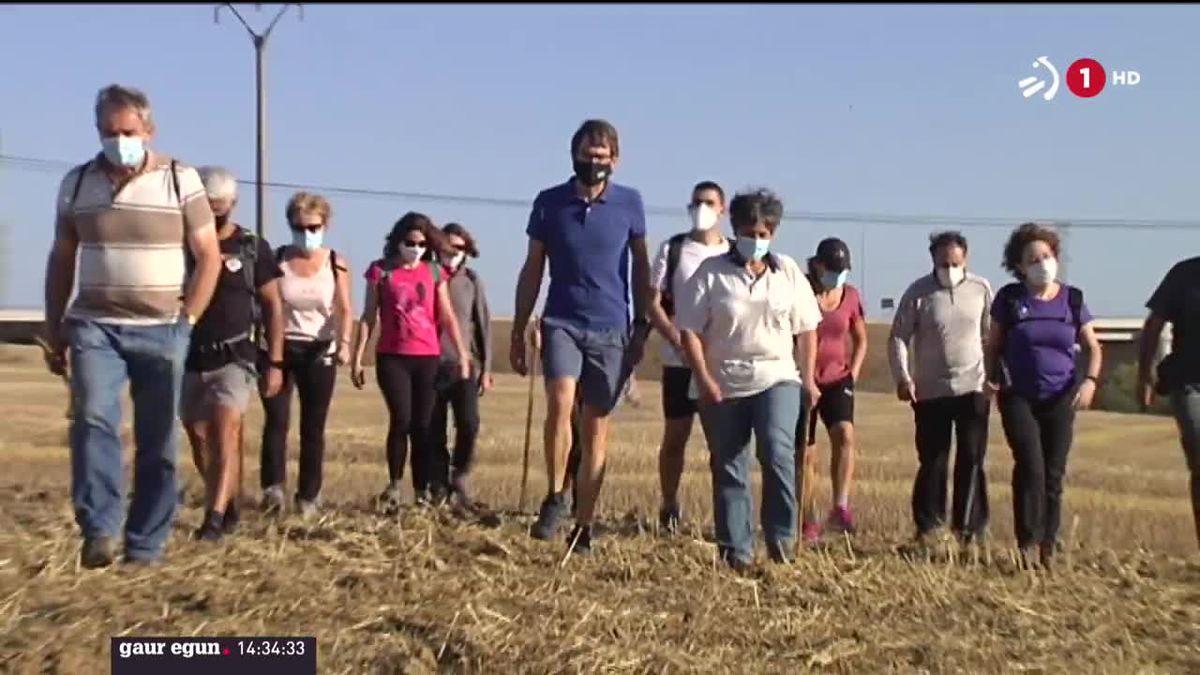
[519,316,540,512]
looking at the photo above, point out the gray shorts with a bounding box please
[1170,383,1200,475]
[180,362,256,423]
[541,317,632,414]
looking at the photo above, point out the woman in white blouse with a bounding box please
[675,188,823,569]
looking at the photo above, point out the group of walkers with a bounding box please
[42,84,1200,572]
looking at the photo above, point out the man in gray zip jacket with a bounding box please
[888,231,993,544]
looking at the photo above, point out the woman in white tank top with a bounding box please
[258,192,353,519]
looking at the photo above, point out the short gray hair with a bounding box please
[198,166,239,201]
[94,84,154,130]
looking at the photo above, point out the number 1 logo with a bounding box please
[1067,58,1106,98]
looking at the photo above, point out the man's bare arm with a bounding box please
[1138,312,1167,385]
[629,237,652,324]
[183,224,221,321]
[44,236,79,347]
[512,239,546,340]
[257,279,285,363]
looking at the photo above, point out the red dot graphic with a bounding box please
[223,648,230,655]
[1066,58,1106,98]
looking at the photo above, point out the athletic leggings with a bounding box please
[998,389,1076,549]
[260,344,337,501]
[376,354,440,490]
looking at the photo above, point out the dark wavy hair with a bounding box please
[441,222,479,258]
[384,211,441,262]
[1002,222,1061,280]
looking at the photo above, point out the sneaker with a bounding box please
[658,505,681,535]
[767,540,795,564]
[565,525,592,555]
[449,472,472,504]
[295,497,320,521]
[261,485,285,516]
[429,482,450,508]
[1039,541,1057,571]
[194,510,225,542]
[802,519,823,545]
[1019,545,1041,571]
[826,506,857,535]
[530,493,569,540]
[222,500,241,535]
[80,536,118,569]
[377,482,404,516]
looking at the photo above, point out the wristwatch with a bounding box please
[185,311,198,326]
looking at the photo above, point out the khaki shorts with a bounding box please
[180,362,256,423]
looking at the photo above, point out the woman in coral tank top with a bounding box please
[351,212,470,514]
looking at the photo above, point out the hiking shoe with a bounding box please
[826,506,857,535]
[566,525,593,555]
[377,482,404,516]
[1018,545,1041,571]
[802,519,823,545]
[80,536,118,569]
[222,500,241,535]
[659,505,681,535]
[295,497,320,521]
[195,510,225,542]
[530,493,569,540]
[449,472,472,504]
[429,482,451,508]
[261,485,285,516]
[767,540,795,564]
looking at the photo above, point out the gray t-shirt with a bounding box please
[887,272,993,401]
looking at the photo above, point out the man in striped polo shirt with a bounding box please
[42,84,223,568]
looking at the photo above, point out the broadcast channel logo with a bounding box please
[1018,57,1141,101]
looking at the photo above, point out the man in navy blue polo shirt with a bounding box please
[510,119,652,554]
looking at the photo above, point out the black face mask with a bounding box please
[573,160,612,187]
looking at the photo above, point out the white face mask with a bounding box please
[688,203,719,232]
[1025,258,1058,287]
[447,252,466,269]
[400,244,425,263]
[936,265,966,288]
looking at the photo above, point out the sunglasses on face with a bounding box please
[402,239,426,248]
[448,243,467,252]
[290,223,322,233]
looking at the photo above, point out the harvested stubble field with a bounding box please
[0,344,1198,674]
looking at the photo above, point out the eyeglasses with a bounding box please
[402,239,426,248]
[290,223,322,233]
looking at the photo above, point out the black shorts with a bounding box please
[661,366,698,420]
[796,374,854,444]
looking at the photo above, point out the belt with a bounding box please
[192,331,252,355]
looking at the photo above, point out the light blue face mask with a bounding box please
[292,228,324,252]
[735,236,770,262]
[101,135,146,168]
[821,269,849,289]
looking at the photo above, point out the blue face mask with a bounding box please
[292,228,324,252]
[101,135,146,168]
[821,269,848,289]
[735,236,770,262]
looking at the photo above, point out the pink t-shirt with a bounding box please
[814,283,864,386]
[365,260,441,356]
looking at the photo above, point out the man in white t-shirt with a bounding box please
[647,181,733,533]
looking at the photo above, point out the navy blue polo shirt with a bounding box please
[526,179,647,331]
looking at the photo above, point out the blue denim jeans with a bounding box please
[67,316,191,561]
[700,381,802,564]
[1170,383,1200,475]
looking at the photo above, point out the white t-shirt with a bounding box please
[651,235,731,368]
[674,252,822,400]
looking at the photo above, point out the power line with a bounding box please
[3,153,1199,231]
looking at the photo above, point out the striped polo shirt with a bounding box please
[55,153,214,325]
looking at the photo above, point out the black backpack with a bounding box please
[996,282,1085,341]
[660,233,732,316]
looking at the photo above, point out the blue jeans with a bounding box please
[700,381,802,563]
[1170,384,1200,476]
[67,317,191,560]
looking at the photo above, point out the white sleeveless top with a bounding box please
[278,248,338,346]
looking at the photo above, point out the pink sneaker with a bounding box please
[826,506,857,535]
[802,519,823,545]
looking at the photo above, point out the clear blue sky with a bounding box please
[2,4,1197,318]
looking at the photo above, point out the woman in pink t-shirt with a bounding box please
[798,238,868,545]
[351,212,469,513]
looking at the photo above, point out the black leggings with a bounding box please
[998,389,1076,548]
[430,367,482,482]
[376,354,440,490]
[260,346,337,501]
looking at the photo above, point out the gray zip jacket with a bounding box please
[887,271,993,401]
[439,265,493,377]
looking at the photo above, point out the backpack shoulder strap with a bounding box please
[663,232,689,297]
[428,260,441,285]
[170,160,181,204]
[70,161,92,208]
[1067,285,1084,336]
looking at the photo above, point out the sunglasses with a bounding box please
[448,243,468,252]
[290,223,322,233]
[402,239,426,248]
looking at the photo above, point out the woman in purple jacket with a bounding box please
[985,223,1103,570]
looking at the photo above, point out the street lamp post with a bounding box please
[215,3,303,241]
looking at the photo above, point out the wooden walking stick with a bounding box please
[519,316,541,512]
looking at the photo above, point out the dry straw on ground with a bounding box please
[0,345,1198,673]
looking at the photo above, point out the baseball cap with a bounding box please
[815,238,851,272]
